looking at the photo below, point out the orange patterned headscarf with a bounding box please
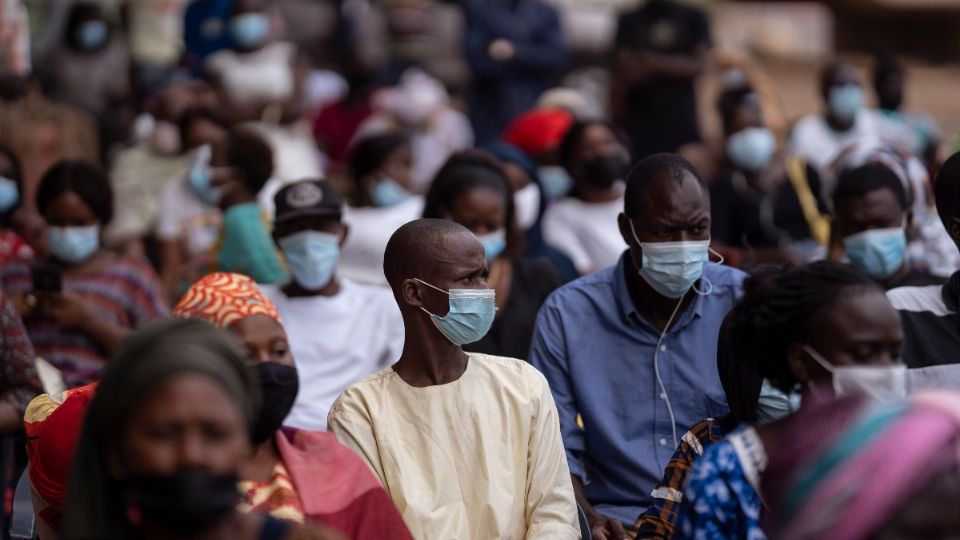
[174,273,280,328]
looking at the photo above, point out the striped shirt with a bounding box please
[0,255,168,387]
[887,271,960,368]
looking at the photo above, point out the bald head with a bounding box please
[384,218,481,290]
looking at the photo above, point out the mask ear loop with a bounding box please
[693,246,723,296]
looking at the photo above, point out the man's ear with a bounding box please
[905,210,914,231]
[786,342,813,385]
[948,217,960,245]
[401,278,424,309]
[617,212,633,247]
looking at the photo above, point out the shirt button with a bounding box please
[660,345,667,352]
[659,392,667,400]
[659,438,668,446]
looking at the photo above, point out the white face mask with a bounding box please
[804,345,907,401]
[513,183,541,231]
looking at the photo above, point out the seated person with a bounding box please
[328,219,579,539]
[212,127,287,284]
[763,392,960,540]
[262,180,404,430]
[832,162,943,290]
[1,160,168,388]
[888,151,960,367]
[62,319,340,539]
[25,274,411,540]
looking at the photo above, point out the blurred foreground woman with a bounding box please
[62,318,342,540]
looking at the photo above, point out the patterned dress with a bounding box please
[677,427,767,540]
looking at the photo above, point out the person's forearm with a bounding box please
[79,317,130,355]
[572,474,600,520]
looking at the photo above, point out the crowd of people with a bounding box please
[0,0,959,539]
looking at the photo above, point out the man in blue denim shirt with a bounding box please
[530,154,746,538]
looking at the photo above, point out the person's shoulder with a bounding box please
[704,262,747,289]
[543,264,617,305]
[467,353,550,393]
[110,253,160,278]
[332,367,398,406]
[342,279,394,302]
[887,283,950,314]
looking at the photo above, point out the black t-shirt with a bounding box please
[614,0,710,157]
[465,258,564,360]
[886,269,946,291]
[710,165,825,249]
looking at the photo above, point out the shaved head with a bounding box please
[384,218,479,290]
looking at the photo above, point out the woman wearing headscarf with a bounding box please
[670,261,905,540]
[62,318,340,540]
[173,273,412,539]
[764,392,960,540]
[27,274,410,540]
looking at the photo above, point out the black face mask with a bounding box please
[124,469,240,535]
[578,154,629,190]
[252,362,299,445]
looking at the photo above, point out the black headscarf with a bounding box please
[63,318,260,540]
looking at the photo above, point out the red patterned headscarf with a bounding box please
[173,272,280,328]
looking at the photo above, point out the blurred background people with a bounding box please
[612,0,711,159]
[541,119,631,275]
[501,108,575,202]
[0,143,34,265]
[423,150,564,359]
[462,0,569,143]
[339,131,422,286]
[709,84,829,269]
[1,160,167,388]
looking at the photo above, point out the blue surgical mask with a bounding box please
[538,166,573,200]
[230,13,269,49]
[477,229,506,263]
[416,279,496,346]
[371,178,411,208]
[75,20,108,50]
[279,230,339,290]
[843,226,906,279]
[630,220,710,299]
[755,378,802,422]
[48,225,100,265]
[726,127,776,173]
[828,85,863,123]
[0,177,20,214]
[188,145,222,206]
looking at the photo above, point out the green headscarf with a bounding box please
[62,318,261,540]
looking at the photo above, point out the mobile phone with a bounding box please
[31,264,62,293]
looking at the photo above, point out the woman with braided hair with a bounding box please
[637,261,904,539]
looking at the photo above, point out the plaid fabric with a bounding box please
[632,418,726,539]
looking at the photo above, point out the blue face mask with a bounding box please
[630,220,710,299]
[843,226,906,279]
[188,146,222,206]
[371,178,411,208]
[477,230,506,263]
[416,279,496,346]
[538,166,573,200]
[726,127,776,173]
[230,13,269,49]
[755,378,802,422]
[48,225,100,265]
[0,177,20,214]
[279,230,340,290]
[75,20,108,50]
[828,85,863,123]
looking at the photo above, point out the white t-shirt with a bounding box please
[260,280,404,430]
[340,197,425,286]
[542,195,626,274]
[788,110,881,173]
[206,42,295,106]
[155,180,222,258]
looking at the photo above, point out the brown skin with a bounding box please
[502,162,533,193]
[569,124,630,204]
[273,215,349,298]
[871,467,960,540]
[209,140,253,211]
[20,191,130,355]
[822,63,862,132]
[159,117,229,302]
[579,171,711,539]
[833,187,912,288]
[116,374,339,540]
[446,188,513,313]
[392,230,488,387]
